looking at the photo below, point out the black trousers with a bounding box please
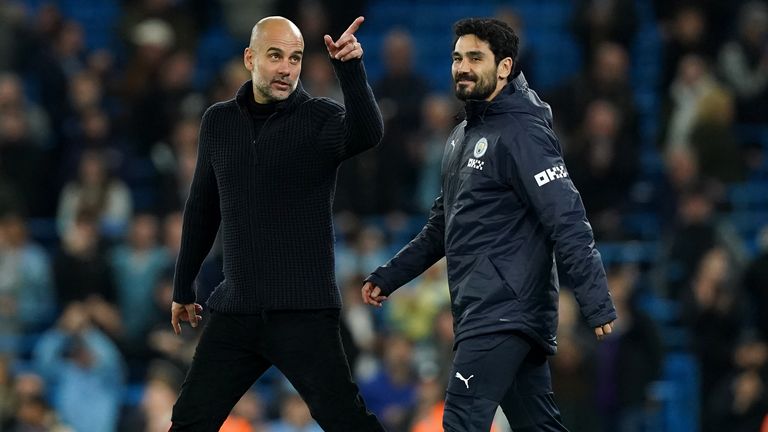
[443,332,570,432]
[170,308,384,431]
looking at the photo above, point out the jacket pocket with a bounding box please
[487,256,520,298]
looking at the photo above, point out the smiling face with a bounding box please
[244,17,304,103]
[451,34,511,102]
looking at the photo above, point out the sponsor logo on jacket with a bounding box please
[534,165,568,186]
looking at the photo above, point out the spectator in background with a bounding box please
[660,55,739,172]
[119,0,197,52]
[120,360,185,432]
[387,259,450,343]
[336,224,382,285]
[687,80,743,183]
[653,147,701,228]
[131,50,202,157]
[0,211,55,337]
[53,211,121,337]
[659,184,746,300]
[110,213,170,352]
[0,1,31,72]
[549,41,636,141]
[359,334,418,431]
[301,51,343,102]
[683,247,745,412]
[718,1,768,124]
[410,377,446,432]
[37,20,86,139]
[0,105,46,215]
[0,73,51,148]
[340,274,377,374]
[33,302,125,432]
[153,118,200,215]
[56,149,132,237]
[595,265,663,432]
[267,392,323,432]
[572,0,637,59]
[119,18,176,153]
[707,336,768,432]
[654,0,735,51]
[60,71,127,180]
[341,29,430,214]
[146,274,199,371]
[494,7,534,79]
[161,210,183,263]
[376,28,429,211]
[660,5,715,90]
[411,95,460,214]
[209,56,253,104]
[566,99,638,239]
[230,390,269,432]
[7,393,73,432]
[292,0,332,57]
[219,0,277,41]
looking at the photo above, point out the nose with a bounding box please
[277,60,291,76]
[455,58,470,74]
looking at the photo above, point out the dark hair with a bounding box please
[453,18,519,66]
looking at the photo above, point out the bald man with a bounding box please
[169,16,385,431]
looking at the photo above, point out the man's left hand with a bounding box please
[594,321,614,340]
[324,16,365,61]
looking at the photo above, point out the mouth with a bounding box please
[272,81,291,91]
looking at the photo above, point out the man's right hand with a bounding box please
[361,282,388,307]
[171,302,203,335]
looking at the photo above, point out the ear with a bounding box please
[497,57,513,80]
[243,47,254,72]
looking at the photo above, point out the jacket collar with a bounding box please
[463,72,528,121]
[235,80,309,116]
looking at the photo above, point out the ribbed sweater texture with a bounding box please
[172,58,383,312]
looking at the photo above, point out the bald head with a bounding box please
[249,16,303,49]
[244,16,304,104]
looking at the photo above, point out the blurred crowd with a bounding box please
[0,0,767,431]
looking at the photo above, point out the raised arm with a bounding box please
[317,16,384,161]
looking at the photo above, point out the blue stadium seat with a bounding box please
[728,181,768,209]
[647,353,700,432]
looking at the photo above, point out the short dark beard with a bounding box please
[453,71,497,101]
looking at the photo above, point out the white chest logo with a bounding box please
[455,372,475,389]
[473,138,488,158]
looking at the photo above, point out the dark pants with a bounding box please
[170,308,384,431]
[443,332,569,432]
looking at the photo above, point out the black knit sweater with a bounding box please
[172,58,383,312]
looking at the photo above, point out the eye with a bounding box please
[289,56,301,64]
[269,53,280,60]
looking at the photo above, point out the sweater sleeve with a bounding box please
[316,58,384,162]
[173,108,221,304]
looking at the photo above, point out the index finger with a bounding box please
[341,16,364,38]
[171,316,181,335]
